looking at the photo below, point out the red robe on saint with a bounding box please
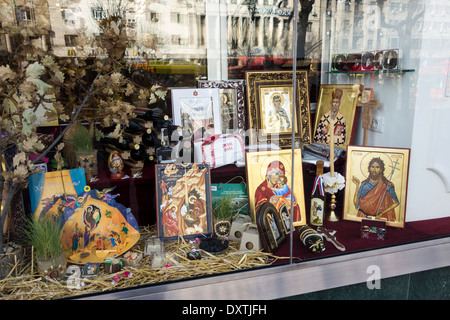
[356,180,397,221]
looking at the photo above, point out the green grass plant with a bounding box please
[213,196,234,219]
[70,122,94,153]
[23,217,63,260]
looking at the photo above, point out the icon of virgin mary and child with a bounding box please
[254,160,301,224]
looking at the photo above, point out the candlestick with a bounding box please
[327,117,339,222]
[329,118,335,177]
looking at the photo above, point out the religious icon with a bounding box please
[343,146,410,228]
[361,51,375,71]
[108,150,125,179]
[263,90,292,134]
[373,50,384,71]
[156,163,213,241]
[331,54,348,71]
[198,80,246,138]
[313,84,360,149]
[256,202,287,253]
[171,88,222,139]
[35,186,140,264]
[246,70,311,147]
[27,168,87,221]
[83,263,99,277]
[246,149,306,227]
[382,49,399,70]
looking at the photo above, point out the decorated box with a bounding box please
[193,133,245,169]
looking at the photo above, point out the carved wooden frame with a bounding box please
[245,70,311,148]
[198,80,246,138]
[256,202,287,254]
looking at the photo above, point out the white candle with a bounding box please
[329,118,335,177]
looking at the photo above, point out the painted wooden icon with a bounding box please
[156,163,213,241]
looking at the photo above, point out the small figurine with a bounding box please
[95,187,120,204]
[108,150,125,179]
[186,249,201,260]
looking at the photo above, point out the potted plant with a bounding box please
[64,121,98,181]
[23,217,66,280]
[212,196,234,239]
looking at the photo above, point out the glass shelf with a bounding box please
[326,69,415,75]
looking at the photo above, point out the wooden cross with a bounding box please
[359,100,379,146]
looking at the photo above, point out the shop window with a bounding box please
[0,0,449,302]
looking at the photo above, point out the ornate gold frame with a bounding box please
[245,70,311,148]
[246,149,306,227]
[343,146,410,228]
[312,84,361,149]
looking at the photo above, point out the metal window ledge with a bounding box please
[74,237,450,300]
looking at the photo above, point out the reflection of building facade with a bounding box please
[0,0,448,65]
[226,1,295,58]
[0,0,53,53]
[319,0,449,66]
[0,0,298,61]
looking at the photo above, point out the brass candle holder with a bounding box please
[327,193,340,222]
[327,117,340,222]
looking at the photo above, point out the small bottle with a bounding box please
[168,125,183,143]
[147,154,157,163]
[129,144,149,162]
[102,136,139,151]
[152,115,173,131]
[310,160,325,226]
[156,128,174,163]
[141,129,160,147]
[136,108,162,121]
[124,120,152,135]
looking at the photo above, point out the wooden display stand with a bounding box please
[358,99,380,146]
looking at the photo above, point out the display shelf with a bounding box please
[72,217,450,300]
[326,69,415,75]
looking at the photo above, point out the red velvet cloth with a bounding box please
[89,153,245,226]
[275,217,450,263]
[90,151,450,262]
